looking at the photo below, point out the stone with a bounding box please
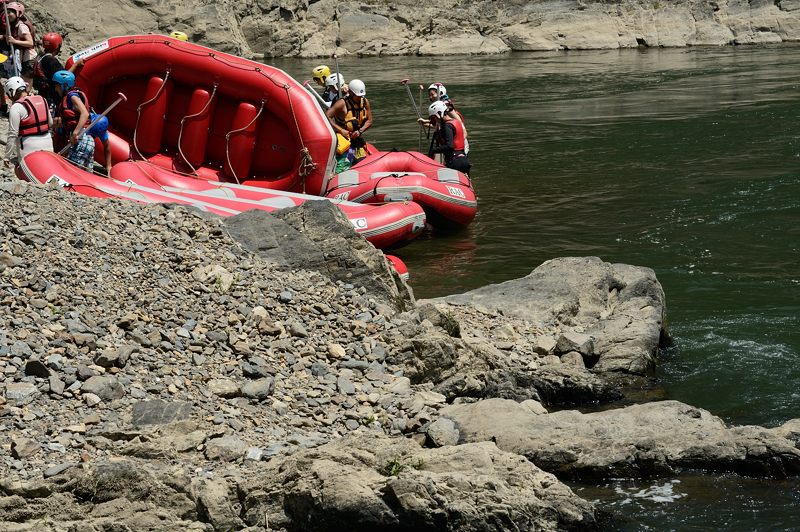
[132,400,194,426]
[11,437,41,458]
[49,375,66,395]
[4,382,39,401]
[337,376,356,395]
[426,418,459,447]
[241,378,275,401]
[560,351,586,368]
[205,436,248,462]
[556,332,595,356]
[208,379,240,398]
[84,393,102,406]
[81,376,125,401]
[24,359,50,378]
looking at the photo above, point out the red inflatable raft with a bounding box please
[18,152,425,249]
[324,151,477,227]
[66,35,336,192]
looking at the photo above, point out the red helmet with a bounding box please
[42,32,63,52]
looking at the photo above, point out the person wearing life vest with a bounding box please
[427,100,470,176]
[1,3,37,82]
[418,82,469,152]
[3,76,53,168]
[326,79,372,168]
[52,69,96,172]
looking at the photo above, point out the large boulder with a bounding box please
[224,201,413,307]
[442,399,800,480]
[435,257,666,376]
[241,434,599,531]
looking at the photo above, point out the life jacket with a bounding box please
[335,97,368,133]
[57,88,89,131]
[450,119,466,152]
[6,15,36,44]
[17,95,50,137]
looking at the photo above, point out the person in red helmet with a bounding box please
[33,32,80,109]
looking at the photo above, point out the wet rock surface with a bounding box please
[27,0,800,58]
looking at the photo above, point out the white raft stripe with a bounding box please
[350,184,477,208]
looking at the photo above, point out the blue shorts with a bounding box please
[88,113,109,142]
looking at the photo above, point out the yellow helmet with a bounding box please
[170,31,189,42]
[312,65,331,86]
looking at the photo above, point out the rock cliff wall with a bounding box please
[29,0,800,59]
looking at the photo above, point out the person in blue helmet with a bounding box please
[52,70,92,170]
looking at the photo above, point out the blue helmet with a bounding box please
[52,70,76,90]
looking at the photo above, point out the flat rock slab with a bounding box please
[438,257,666,375]
[241,434,598,531]
[442,400,800,480]
[131,400,193,426]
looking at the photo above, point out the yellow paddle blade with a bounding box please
[0,53,8,63]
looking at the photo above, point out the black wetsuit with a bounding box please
[429,121,471,175]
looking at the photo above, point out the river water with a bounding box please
[275,45,800,530]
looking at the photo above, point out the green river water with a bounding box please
[275,45,800,530]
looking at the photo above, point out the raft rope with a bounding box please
[284,85,317,179]
[224,99,266,185]
[177,82,219,176]
[132,68,171,162]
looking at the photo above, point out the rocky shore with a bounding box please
[2,158,800,530]
[32,0,800,58]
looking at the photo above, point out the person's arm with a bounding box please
[68,58,85,73]
[5,103,22,166]
[352,99,372,139]
[325,99,349,138]
[69,94,90,144]
[9,23,33,49]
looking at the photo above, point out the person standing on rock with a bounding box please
[3,76,53,168]
[1,3,37,84]
[51,70,95,172]
[427,100,470,176]
[326,79,372,171]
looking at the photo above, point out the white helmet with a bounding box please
[428,82,447,99]
[325,73,345,89]
[428,100,448,118]
[4,76,27,97]
[349,79,366,97]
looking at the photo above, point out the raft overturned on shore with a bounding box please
[324,151,477,227]
[18,151,426,249]
[66,34,336,192]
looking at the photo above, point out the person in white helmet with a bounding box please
[323,73,348,107]
[3,76,53,168]
[326,78,372,170]
[427,100,470,176]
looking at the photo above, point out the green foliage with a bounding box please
[383,456,425,477]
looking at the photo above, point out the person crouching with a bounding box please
[3,76,53,168]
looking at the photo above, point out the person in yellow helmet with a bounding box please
[170,31,189,42]
[311,65,330,87]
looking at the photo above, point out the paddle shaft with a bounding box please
[400,80,422,120]
[333,53,342,100]
[2,2,19,77]
[303,80,329,108]
[58,92,126,156]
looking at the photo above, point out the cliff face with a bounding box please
[29,0,800,59]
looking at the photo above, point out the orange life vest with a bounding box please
[17,95,50,137]
[450,119,465,152]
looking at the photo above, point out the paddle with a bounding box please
[333,53,342,100]
[400,79,424,151]
[302,79,329,108]
[0,52,7,63]
[2,1,19,77]
[59,92,126,155]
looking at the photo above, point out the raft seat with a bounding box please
[134,75,172,156]
[224,101,263,182]
[177,86,217,172]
